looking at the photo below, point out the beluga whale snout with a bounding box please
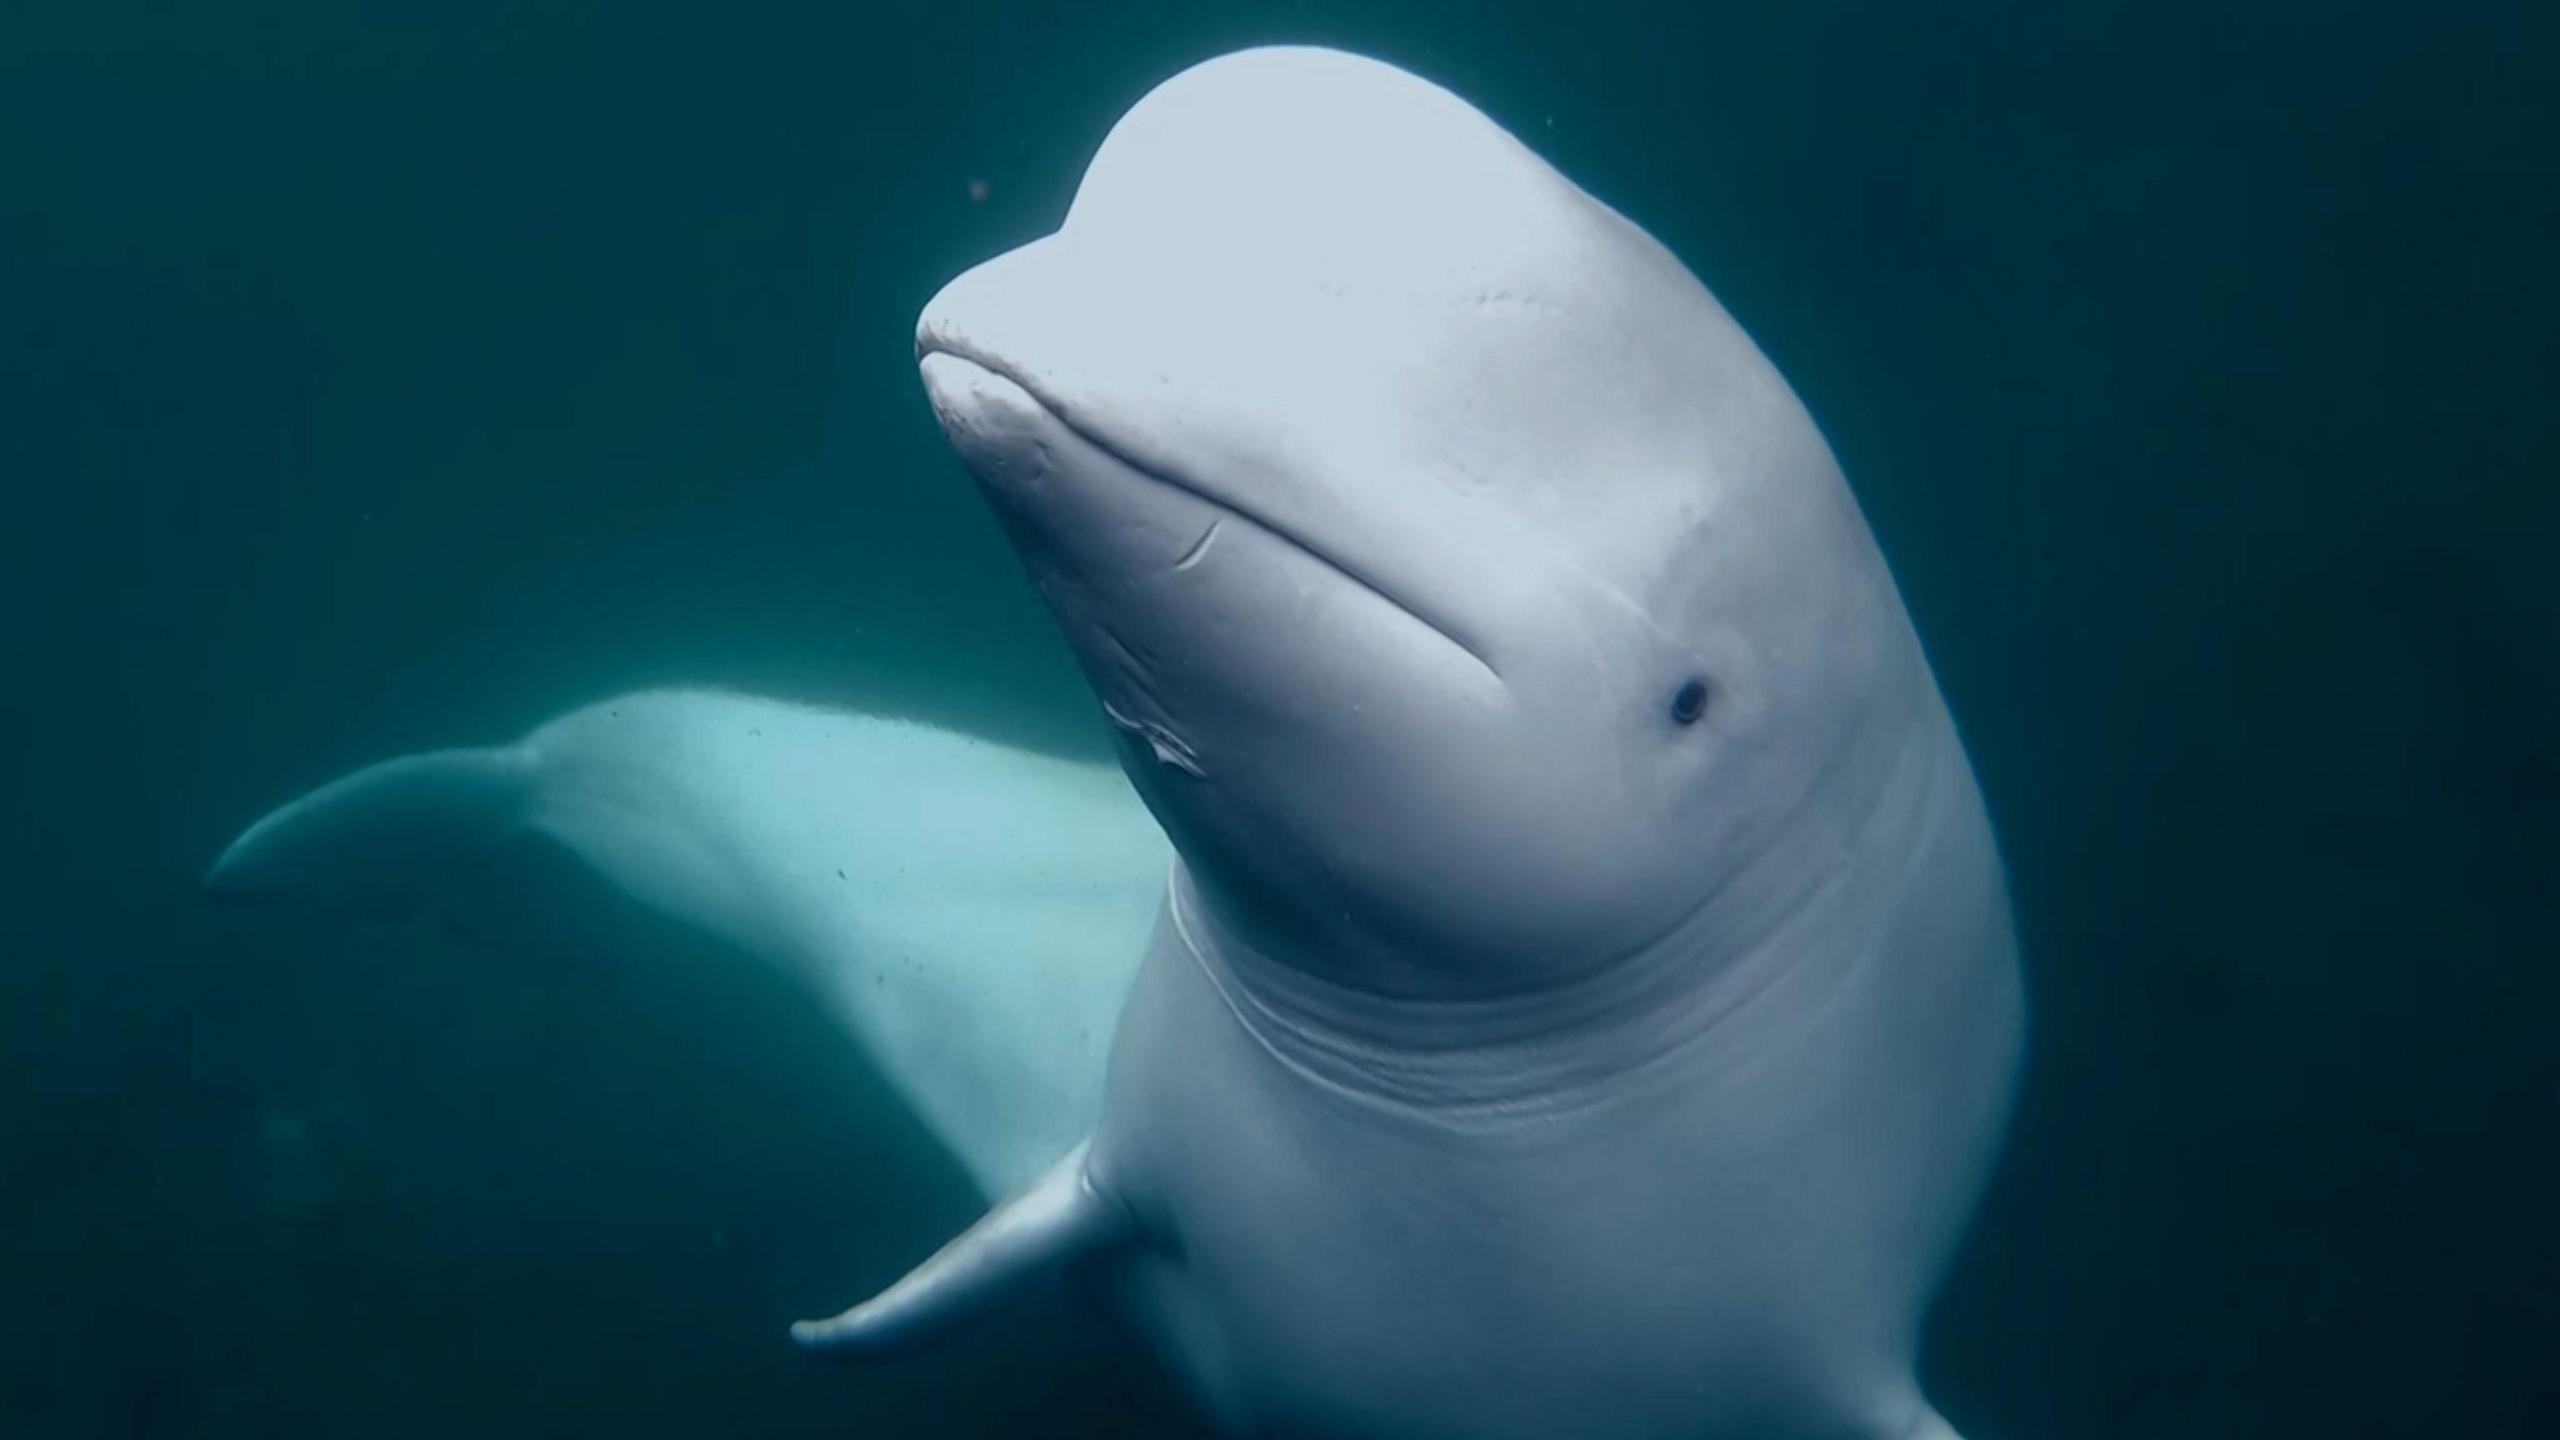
[822,44,2026,1440]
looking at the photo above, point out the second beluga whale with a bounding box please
[793,44,2023,1440]
[208,688,1168,1198]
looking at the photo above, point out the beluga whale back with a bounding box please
[797,44,2026,1440]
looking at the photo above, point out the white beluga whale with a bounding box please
[794,45,2025,1440]
[208,688,1168,1197]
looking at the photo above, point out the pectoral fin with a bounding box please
[791,1140,1133,1362]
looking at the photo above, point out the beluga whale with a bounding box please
[793,44,2025,1440]
[207,688,1170,1199]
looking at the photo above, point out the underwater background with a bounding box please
[2,1,2551,1436]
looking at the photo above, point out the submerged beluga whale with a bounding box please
[207,690,1168,1197]
[211,43,2022,1440]
[793,44,2026,1440]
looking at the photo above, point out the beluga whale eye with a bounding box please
[1670,678,1709,726]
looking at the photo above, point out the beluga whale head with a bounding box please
[918,46,1935,1000]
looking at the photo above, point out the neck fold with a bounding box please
[1163,691,1952,1130]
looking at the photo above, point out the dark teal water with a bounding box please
[3,2,2551,1436]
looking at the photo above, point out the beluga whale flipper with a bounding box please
[797,45,2025,1440]
[208,688,1169,1197]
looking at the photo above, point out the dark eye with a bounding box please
[1670,678,1709,726]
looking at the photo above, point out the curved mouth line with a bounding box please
[919,335,1502,684]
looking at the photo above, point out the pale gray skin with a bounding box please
[797,45,2024,1440]
[206,689,1168,1199]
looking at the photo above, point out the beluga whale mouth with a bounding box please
[912,329,1504,686]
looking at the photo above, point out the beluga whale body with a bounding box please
[795,44,2024,1440]
[208,689,1169,1199]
